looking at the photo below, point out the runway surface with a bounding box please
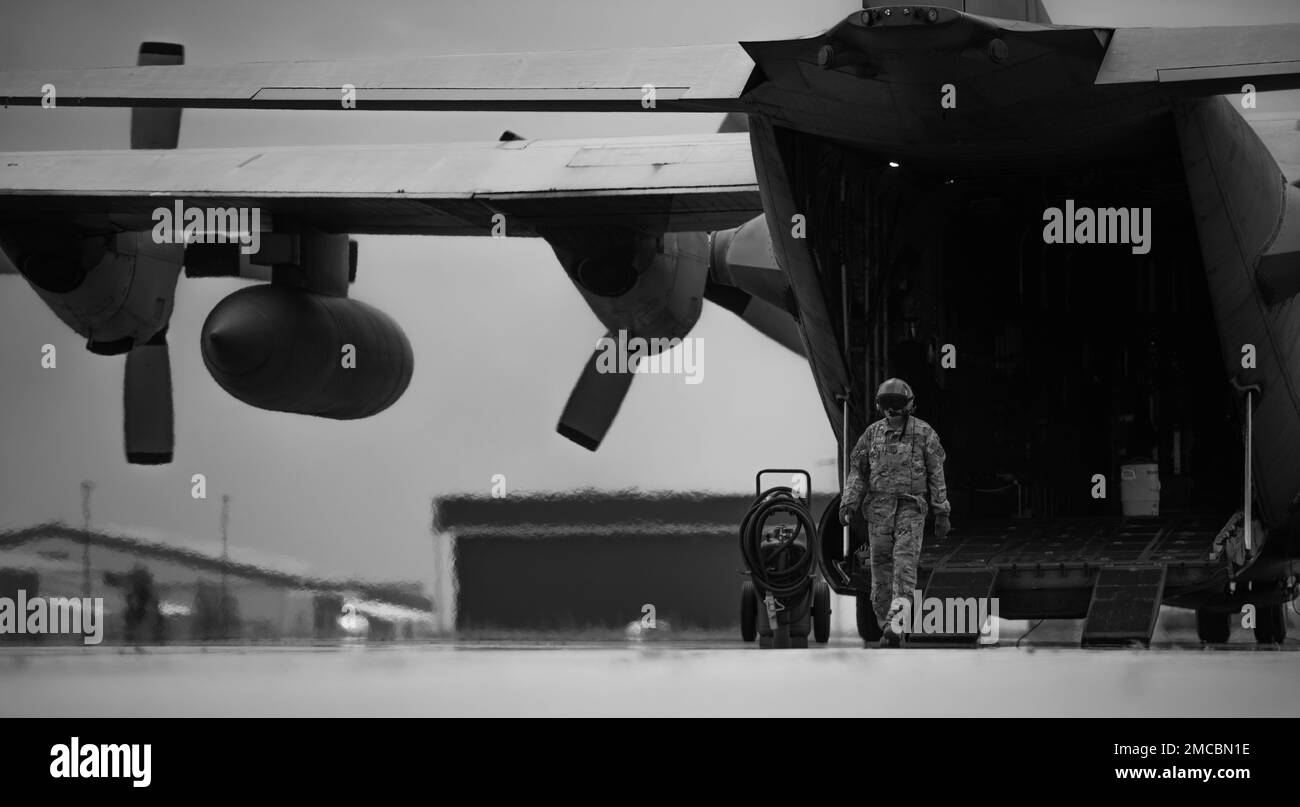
[3,638,1299,717]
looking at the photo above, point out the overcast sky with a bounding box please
[1,0,1297,586]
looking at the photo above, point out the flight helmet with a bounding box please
[876,377,915,417]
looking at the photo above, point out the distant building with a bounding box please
[433,490,835,632]
[0,523,435,644]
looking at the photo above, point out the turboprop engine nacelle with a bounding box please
[541,227,710,450]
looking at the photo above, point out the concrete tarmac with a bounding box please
[2,638,1297,717]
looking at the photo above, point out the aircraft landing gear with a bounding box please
[1254,603,1288,644]
[1195,609,1231,644]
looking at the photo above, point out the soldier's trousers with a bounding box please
[866,496,926,629]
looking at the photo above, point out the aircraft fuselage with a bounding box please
[737,6,1300,566]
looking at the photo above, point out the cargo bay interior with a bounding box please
[792,131,1245,525]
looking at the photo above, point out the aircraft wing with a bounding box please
[3,25,1298,112]
[0,132,761,235]
[0,45,752,112]
[1095,24,1300,94]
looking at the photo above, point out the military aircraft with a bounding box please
[3,1,1299,645]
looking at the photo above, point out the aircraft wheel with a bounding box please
[1195,609,1231,644]
[813,579,831,644]
[1254,603,1288,644]
[741,581,757,642]
[856,594,882,643]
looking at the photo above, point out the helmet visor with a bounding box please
[877,393,910,411]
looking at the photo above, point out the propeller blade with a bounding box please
[556,331,636,451]
[124,330,174,464]
[130,43,183,149]
[123,43,181,465]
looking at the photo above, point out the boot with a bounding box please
[879,598,908,648]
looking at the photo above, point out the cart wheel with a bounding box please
[741,581,758,642]
[856,594,883,642]
[813,579,831,644]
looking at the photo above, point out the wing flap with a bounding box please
[0,45,752,112]
[0,133,761,235]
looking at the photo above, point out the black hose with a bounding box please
[739,486,820,599]
[816,492,852,588]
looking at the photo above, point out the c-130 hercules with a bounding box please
[2,0,1299,645]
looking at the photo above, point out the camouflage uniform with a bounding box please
[842,415,950,629]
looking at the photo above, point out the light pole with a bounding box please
[220,494,230,637]
[80,480,93,599]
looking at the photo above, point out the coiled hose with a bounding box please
[739,486,821,599]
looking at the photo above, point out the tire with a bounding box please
[856,594,883,642]
[741,581,758,642]
[1254,603,1288,644]
[1196,609,1231,644]
[813,579,831,644]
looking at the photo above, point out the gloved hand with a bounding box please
[839,506,853,526]
[934,513,951,540]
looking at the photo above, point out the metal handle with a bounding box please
[754,468,812,501]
